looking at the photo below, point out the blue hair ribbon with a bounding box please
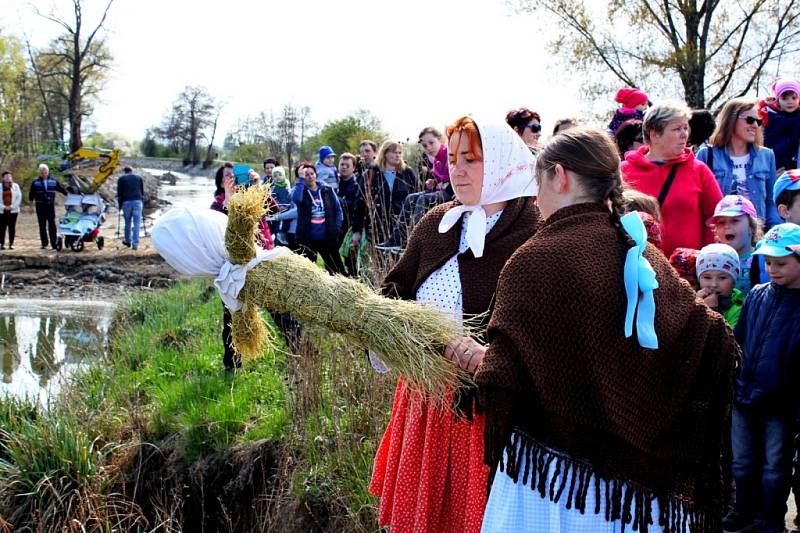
[620,211,659,349]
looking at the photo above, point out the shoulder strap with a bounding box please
[750,254,760,288]
[657,164,681,206]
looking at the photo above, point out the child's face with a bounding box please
[765,254,800,288]
[778,196,800,225]
[323,155,335,167]
[338,158,354,177]
[779,91,799,113]
[713,215,752,253]
[634,103,648,112]
[698,270,735,297]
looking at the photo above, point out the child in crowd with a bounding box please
[762,78,800,172]
[315,146,339,192]
[623,189,662,249]
[696,243,745,328]
[726,223,800,533]
[608,87,649,134]
[709,195,765,292]
[669,247,700,289]
[268,166,297,248]
[775,169,800,224]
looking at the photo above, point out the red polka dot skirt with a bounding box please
[370,378,489,533]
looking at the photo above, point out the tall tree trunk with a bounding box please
[203,113,219,169]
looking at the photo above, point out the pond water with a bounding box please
[0,169,212,402]
[0,299,114,402]
[145,168,216,219]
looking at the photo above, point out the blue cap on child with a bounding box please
[753,223,800,257]
[318,146,336,161]
[773,169,800,204]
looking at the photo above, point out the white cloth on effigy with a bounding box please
[151,206,290,312]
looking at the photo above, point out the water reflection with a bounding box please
[0,300,113,401]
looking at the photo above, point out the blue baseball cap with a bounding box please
[773,169,800,204]
[753,223,800,257]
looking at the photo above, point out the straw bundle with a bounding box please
[225,186,471,398]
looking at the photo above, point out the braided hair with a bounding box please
[535,127,630,242]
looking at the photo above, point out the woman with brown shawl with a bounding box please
[477,128,738,532]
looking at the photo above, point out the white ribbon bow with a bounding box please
[438,206,488,258]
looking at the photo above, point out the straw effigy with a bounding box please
[225,186,471,399]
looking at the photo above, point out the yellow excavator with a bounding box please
[61,146,122,193]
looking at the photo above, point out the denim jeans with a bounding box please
[122,200,143,247]
[731,403,795,532]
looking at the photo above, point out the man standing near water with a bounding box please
[28,164,68,250]
[117,166,144,250]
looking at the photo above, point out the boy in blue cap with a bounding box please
[726,222,800,533]
[774,169,800,224]
[316,146,339,192]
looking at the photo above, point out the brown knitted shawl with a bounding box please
[476,202,738,533]
[382,197,541,412]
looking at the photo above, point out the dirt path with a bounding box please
[1,195,181,300]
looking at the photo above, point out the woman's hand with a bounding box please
[445,336,487,373]
[223,175,235,196]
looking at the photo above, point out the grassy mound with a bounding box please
[0,280,393,531]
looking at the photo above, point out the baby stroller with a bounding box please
[55,193,107,252]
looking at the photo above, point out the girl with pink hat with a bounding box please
[608,87,649,134]
[763,77,800,173]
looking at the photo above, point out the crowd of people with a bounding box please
[0,163,145,252]
[207,79,800,532]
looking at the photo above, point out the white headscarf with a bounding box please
[438,116,538,257]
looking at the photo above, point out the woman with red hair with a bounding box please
[369,115,540,533]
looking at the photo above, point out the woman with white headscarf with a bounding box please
[369,116,541,533]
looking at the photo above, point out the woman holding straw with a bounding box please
[476,128,737,532]
[369,115,541,533]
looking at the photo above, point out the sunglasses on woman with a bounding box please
[524,123,542,133]
[738,115,763,126]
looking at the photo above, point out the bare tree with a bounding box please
[277,105,299,171]
[203,110,221,168]
[154,86,217,165]
[32,0,115,151]
[525,0,800,109]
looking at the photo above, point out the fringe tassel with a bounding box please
[498,432,721,533]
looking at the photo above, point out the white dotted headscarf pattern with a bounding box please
[437,116,538,258]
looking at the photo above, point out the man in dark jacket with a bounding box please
[117,166,145,250]
[727,223,800,533]
[28,163,68,249]
[336,153,365,277]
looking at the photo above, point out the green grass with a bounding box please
[0,280,290,528]
[0,279,395,530]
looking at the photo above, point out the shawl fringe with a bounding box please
[496,431,720,533]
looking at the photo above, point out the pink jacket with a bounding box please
[621,146,722,256]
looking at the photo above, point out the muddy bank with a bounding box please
[123,438,328,533]
[0,248,180,299]
[1,166,187,300]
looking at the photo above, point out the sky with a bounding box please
[1,0,588,144]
